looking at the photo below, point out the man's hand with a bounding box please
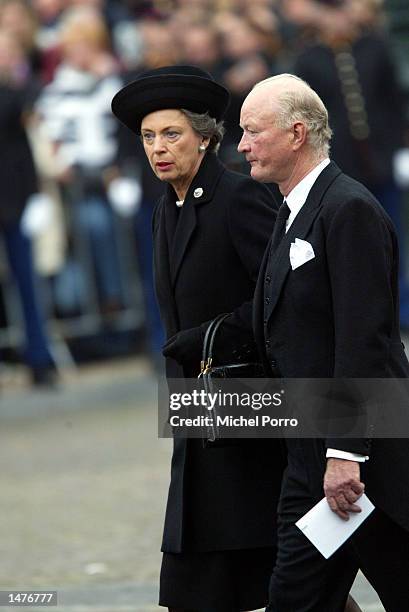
[323,458,365,520]
[162,327,203,365]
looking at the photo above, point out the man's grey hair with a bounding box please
[181,109,225,153]
[255,74,332,156]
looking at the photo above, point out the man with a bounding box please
[238,74,409,611]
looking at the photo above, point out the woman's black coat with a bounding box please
[152,153,286,553]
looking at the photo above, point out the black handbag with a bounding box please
[198,313,264,442]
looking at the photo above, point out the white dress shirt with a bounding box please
[285,158,330,232]
[284,158,368,463]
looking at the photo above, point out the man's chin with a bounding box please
[250,166,268,183]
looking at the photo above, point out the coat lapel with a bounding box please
[170,194,198,284]
[153,197,180,336]
[170,154,225,286]
[266,161,342,322]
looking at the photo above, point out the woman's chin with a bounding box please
[155,169,176,182]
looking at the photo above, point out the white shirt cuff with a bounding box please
[326,448,369,462]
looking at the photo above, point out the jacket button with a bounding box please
[271,360,277,368]
[264,319,267,326]
[265,275,271,283]
[265,340,271,348]
[265,297,270,305]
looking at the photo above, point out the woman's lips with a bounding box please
[156,162,173,170]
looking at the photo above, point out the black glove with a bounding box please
[162,326,204,365]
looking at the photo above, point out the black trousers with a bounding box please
[267,440,409,612]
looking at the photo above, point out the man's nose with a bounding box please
[237,133,248,153]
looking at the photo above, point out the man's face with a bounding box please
[238,88,293,184]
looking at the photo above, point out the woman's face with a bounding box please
[141,109,208,196]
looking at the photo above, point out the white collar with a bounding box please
[285,158,330,230]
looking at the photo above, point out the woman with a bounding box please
[112,66,361,612]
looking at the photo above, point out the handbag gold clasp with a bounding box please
[200,357,213,375]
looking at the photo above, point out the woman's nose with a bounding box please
[153,136,167,153]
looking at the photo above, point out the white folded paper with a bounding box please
[295,494,375,559]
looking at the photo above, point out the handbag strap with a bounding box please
[199,313,230,442]
[200,313,230,375]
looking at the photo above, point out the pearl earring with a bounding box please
[199,144,206,152]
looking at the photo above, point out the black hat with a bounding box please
[111,65,230,135]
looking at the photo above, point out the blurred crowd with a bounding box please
[1,0,409,385]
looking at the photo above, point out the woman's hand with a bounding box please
[162,327,204,364]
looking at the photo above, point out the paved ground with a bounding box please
[0,358,384,611]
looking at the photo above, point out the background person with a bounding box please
[0,28,56,385]
[292,0,409,327]
[35,6,124,316]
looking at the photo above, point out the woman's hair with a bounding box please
[181,108,225,153]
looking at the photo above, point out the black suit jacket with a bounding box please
[152,153,286,552]
[254,161,409,531]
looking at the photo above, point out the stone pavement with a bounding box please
[0,358,384,611]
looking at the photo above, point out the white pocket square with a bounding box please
[289,238,315,270]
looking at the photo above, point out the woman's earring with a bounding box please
[199,144,206,152]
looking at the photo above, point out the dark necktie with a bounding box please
[271,200,291,251]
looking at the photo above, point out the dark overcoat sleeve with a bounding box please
[324,194,398,455]
[326,197,394,377]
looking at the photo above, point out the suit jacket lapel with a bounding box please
[266,161,342,322]
[253,235,273,367]
[170,153,225,286]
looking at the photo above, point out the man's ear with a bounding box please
[292,122,308,150]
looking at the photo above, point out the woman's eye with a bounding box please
[166,131,179,139]
[142,133,154,142]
